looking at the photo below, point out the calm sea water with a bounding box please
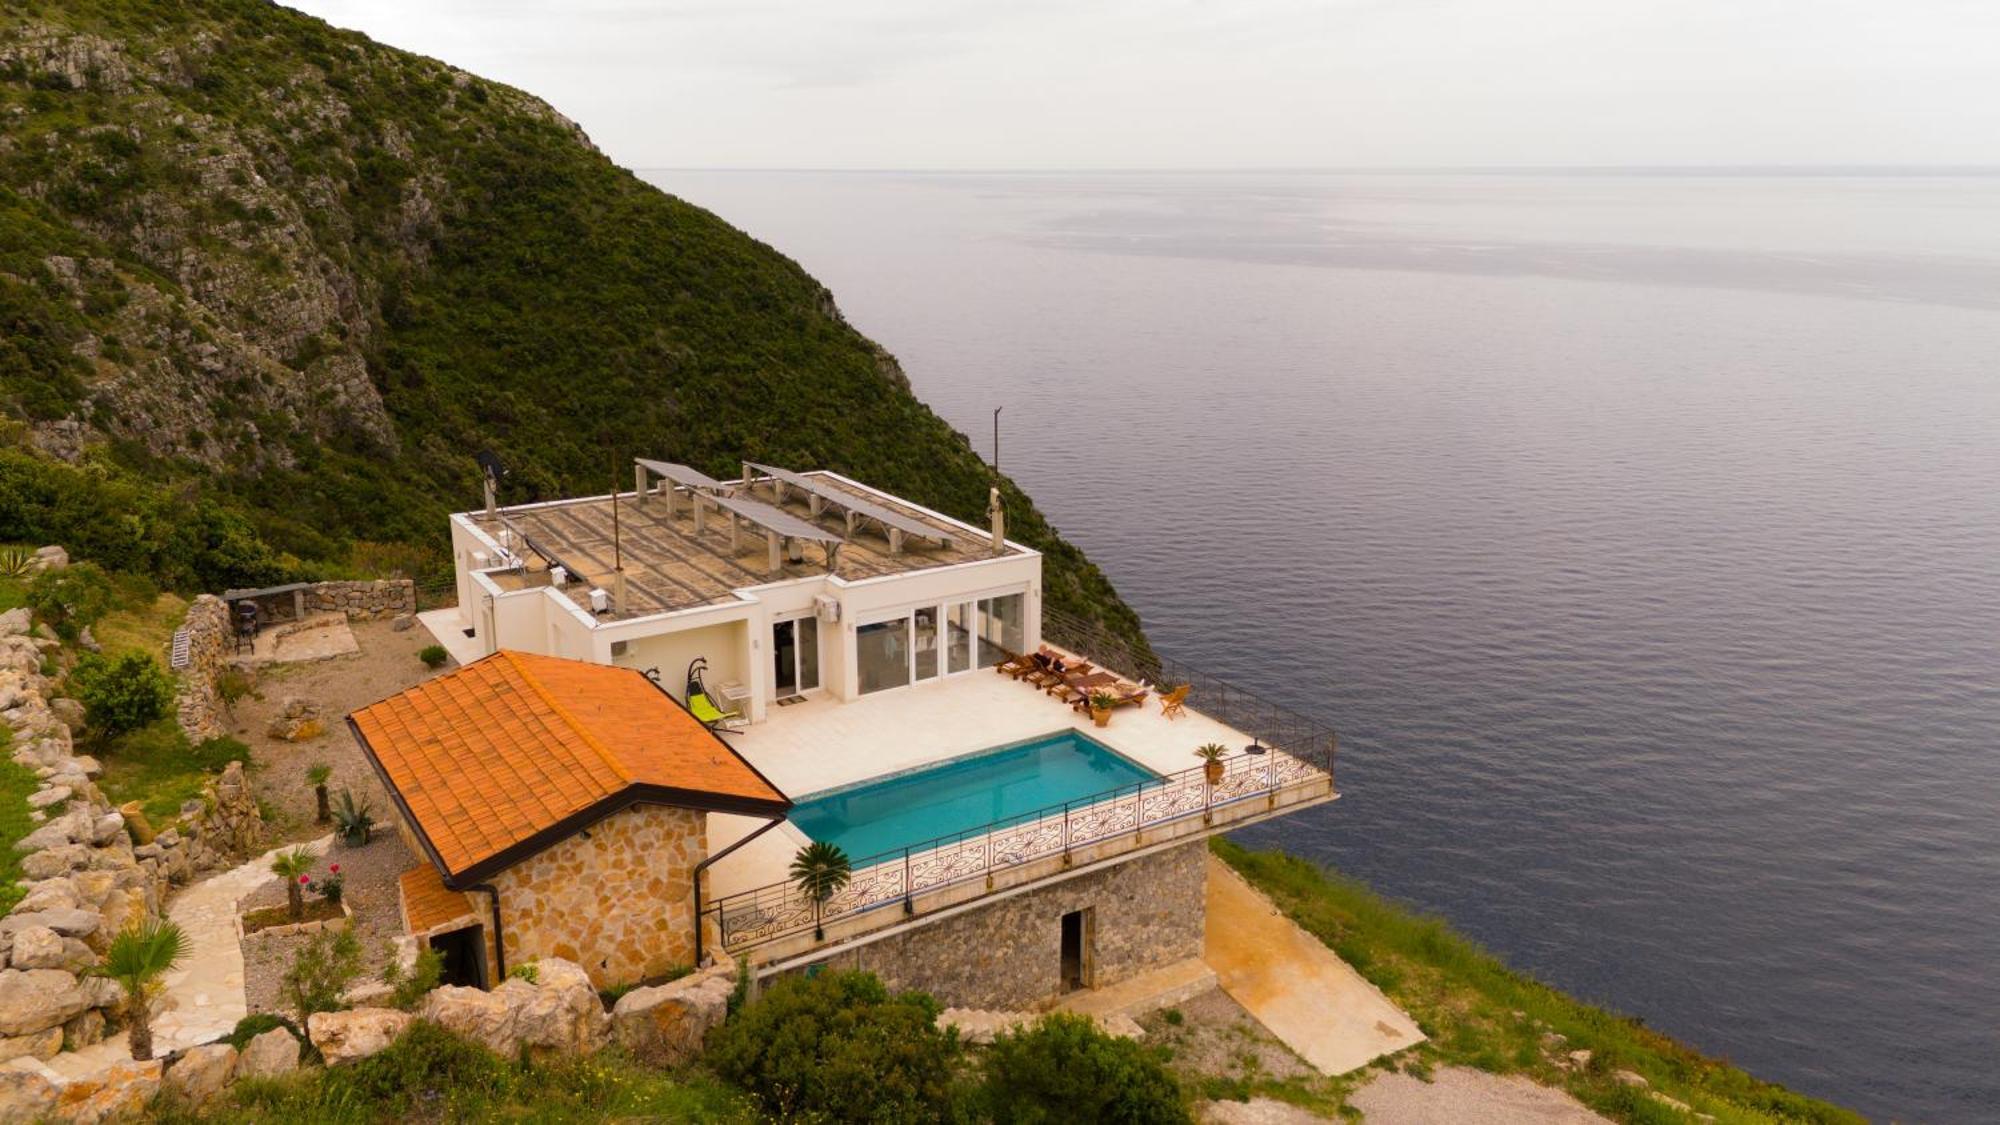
[647,170,2000,1121]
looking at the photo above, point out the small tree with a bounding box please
[97,918,192,1062]
[25,561,112,640]
[418,644,448,669]
[306,763,333,824]
[283,927,362,1023]
[271,846,315,920]
[981,1012,1191,1124]
[69,652,174,737]
[789,840,851,941]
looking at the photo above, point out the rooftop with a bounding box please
[467,469,1025,618]
[350,650,789,884]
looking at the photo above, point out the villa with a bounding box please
[359,459,1338,1009]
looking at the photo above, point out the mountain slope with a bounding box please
[0,0,1143,644]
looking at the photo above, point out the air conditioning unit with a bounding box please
[610,640,629,658]
[588,588,610,614]
[814,594,841,623]
[549,566,568,588]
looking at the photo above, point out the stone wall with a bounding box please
[803,841,1208,1010]
[306,580,414,621]
[491,805,705,988]
[172,594,231,743]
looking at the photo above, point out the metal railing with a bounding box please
[701,617,1340,953]
[706,746,1330,952]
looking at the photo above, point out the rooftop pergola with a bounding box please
[633,459,843,576]
[742,461,953,554]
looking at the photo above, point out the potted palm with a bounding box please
[1195,743,1229,786]
[1088,690,1118,728]
[272,846,314,921]
[790,841,852,942]
[306,763,333,824]
[96,918,192,1061]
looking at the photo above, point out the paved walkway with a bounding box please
[1203,855,1424,1076]
[39,836,331,1081]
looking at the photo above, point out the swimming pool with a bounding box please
[788,731,1156,862]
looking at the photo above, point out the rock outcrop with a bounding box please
[163,1042,237,1107]
[235,1026,300,1080]
[420,958,607,1061]
[308,1007,413,1066]
[610,960,735,1066]
[50,1058,162,1125]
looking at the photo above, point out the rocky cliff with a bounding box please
[0,0,1144,646]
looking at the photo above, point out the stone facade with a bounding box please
[305,580,416,621]
[804,841,1208,1011]
[489,805,706,988]
[171,594,231,742]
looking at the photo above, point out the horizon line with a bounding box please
[635,162,2000,177]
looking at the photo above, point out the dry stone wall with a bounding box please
[803,840,1208,1010]
[491,805,705,988]
[172,594,231,742]
[306,580,415,621]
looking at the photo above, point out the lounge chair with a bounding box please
[1159,684,1190,720]
[1027,656,1092,691]
[1070,681,1148,713]
[688,691,746,733]
[994,650,1034,678]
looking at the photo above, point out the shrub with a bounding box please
[319,1020,510,1116]
[980,1012,1191,1125]
[223,1011,300,1049]
[507,963,539,985]
[282,924,362,1023]
[24,561,112,639]
[69,651,174,736]
[708,970,967,1124]
[418,644,448,669]
[216,667,253,706]
[380,944,443,1010]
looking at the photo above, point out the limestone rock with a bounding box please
[19,847,87,881]
[61,1009,104,1050]
[16,811,89,853]
[938,1008,1033,1045]
[265,697,322,742]
[14,880,79,914]
[420,958,606,1060]
[29,548,66,573]
[420,984,515,1055]
[25,787,70,811]
[309,1007,413,1065]
[46,700,84,734]
[0,909,99,942]
[8,928,72,972]
[611,962,734,1065]
[0,1069,57,1123]
[1614,1069,1650,1088]
[0,970,93,1036]
[0,611,29,639]
[0,1027,61,1064]
[164,1042,237,1107]
[52,1058,160,1125]
[85,814,123,848]
[237,1026,299,1079]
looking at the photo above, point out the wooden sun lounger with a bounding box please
[1071,682,1149,713]
[1050,670,1117,705]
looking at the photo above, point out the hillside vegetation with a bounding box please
[0,0,1143,644]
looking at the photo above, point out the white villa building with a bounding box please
[382,458,1337,1008]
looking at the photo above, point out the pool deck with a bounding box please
[704,666,1314,900]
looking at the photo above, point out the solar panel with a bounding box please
[705,491,846,545]
[742,461,952,548]
[635,458,728,494]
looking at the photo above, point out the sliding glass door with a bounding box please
[857,591,1026,695]
[773,616,819,698]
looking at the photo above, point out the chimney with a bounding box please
[988,487,1005,554]
[483,472,497,520]
[613,569,628,616]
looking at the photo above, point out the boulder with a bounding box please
[611,962,735,1066]
[236,1026,299,1079]
[24,788,69,812]
[0,970,91,1036]
[61,1009,104,1051]
[69,758,99,780]
[17,847,87,882]
[13,880,79,915]
[309,1007,413,1066]
[15,811,89,853]
[8,928,70,972]
[46,700,84,734]
[163,1043,237,1107]
[0,1069,56,1123]
[0,1027,61,1064]
[0,611,29,640]
[420,984,517,1055]
[29,548,66,573]
[0,909,98,942]
[420,958,606,1060]
[85,814,124,849]
[265,698,322,742]
[51,1058,160,1125]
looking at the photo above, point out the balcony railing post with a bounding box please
[1061,801,1071,864]
[902,847,913,914]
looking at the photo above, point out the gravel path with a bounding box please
[241,831,417,1017]
[1347,1067,1612,1124]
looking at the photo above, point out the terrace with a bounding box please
[701,614,1339,965]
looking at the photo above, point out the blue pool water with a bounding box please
[788,732,1157,862]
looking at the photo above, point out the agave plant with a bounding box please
[0,547,31,579]
[331,789,375,847]
[789,841,852,942]
[96,918,192,1061]
[271,846,315,920]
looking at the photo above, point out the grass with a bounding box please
[0,574,24,613]
[91,589,188,661]
[96,720,249,823]
[0,729,35,913]
[148,1022,753,1124]
[1213,839,1862,1124]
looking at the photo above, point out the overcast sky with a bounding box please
[285,0,2000,170]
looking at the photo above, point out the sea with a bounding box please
[645,168,2000,1122]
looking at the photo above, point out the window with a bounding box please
[913,606,939,681]
[857,618,911,695]
[946,602,974,674]
[975,593,1025,669]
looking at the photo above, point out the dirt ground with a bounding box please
[1347,1067,1612,1124]
[220,619,450,842]
[240,830,419,1016]
[1144,987,1321,1088]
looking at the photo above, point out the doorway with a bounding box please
[1059,908,1093,993]
[773,616,820,699]
[430,925,488,989]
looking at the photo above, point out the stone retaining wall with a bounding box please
[797,840,1208,1010]
[173,595,231,743]
[305,580,414,621]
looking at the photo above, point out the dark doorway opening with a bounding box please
[430,925,488,989]
[1060,909,1092,993]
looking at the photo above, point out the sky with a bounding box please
[285,0,2000,171]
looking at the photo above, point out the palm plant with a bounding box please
[97,918,192,1061]
[272,846,315,920]
[306,763,333,824]
[330,789,375,847]
[789,841,852,942]
[1194,742,1229,785]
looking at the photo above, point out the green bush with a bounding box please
[979,1012,1191,1125]
[320,1020,512,1116]
[222,1012,301,1049]
[378,943,443,1011]
[707,970,967,1123]
[25,561,113,639]
[282,927,362,1023]
[69,651,174,736]
[418,643,448,669]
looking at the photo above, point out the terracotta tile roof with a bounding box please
[352,651,788,880]
[399,864,475,934]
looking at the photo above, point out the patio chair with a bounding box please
[1159,684,1190,720]
[688,690,746,733]
[993,650,1034,678]
[1070,681,1149,713]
